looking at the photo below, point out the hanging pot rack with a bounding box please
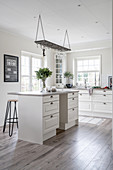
[34,15,71,52]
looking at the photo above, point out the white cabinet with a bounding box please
[43,101,59,116]
[43,95,59,140]
[68,108,78,122]
[43,113,59,134]
[79,93,91,101]
[43,95,59,103]
[92,102,112,113]
[92,94,112,102]
[79,89,112,118]
[79,101,91,111]
[59,91,78,130]
[68,97,78,109]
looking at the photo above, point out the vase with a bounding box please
[41,79,46,92]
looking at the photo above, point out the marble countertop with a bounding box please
[8,89,79,96]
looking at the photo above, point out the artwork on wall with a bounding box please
[4,54,19,82]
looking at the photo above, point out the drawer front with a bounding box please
[68,97,78,109]
[93,90,112,95]
[43,113,59,134]
[79,93,91,101]
[68,108,78,122]
[43,101,59,116]
[79,90,88,94]
[43,95,59,103]
[92,102,112,113]
[68,92,78,98]
[79,101,91,111]
[92,94,112,102]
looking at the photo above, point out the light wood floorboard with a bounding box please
[0,117,113,170]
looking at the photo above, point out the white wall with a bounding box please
[67,42,112,87]
[0,30,54,126]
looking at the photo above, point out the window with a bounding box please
[77,56,101,87]
[21,54,42,92]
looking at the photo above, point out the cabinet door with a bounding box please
[43,101,59,116]
[68,107,78,122]
[92,102,112,113]
[79,93,91,101]
[68,97,78,109]
[43,113,59,134]
[79,101,91,111]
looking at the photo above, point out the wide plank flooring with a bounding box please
[0,116,113,170]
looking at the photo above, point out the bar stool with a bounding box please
[3,99,18,137]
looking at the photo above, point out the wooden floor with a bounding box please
[0,116,113,170]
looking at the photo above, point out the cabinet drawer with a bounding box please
[68,92,78,98]
[43,101,59,116]
[43,113,59,134]
[43,95,59,103]
[79,93,91,101]
[79,101,91,111]
[68,108,78,122]
[93,90,112,95]
[68,97,78,109]
[92,102,112,113]
[92,94,112,102]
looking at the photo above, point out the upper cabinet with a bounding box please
[54,52,67,87]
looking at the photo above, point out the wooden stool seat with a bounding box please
[8,99,18,102]
[3,99,18,137]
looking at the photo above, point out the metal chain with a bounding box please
[35,15,45,41]
[63,30,71,49]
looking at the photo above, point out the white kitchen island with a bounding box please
[9,89,79,144]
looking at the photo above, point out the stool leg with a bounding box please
[9,101,12,137]
[15,102,18,129]
[3,101,10,133]
[9,101,18,137]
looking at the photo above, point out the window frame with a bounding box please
[20,52,42,92]
[75,55,102,87]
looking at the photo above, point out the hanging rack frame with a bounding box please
[34,15,71,52]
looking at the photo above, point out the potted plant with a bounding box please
[64,71,74,88]
[35,68,52,91]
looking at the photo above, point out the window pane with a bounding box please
[21,77,30,92]
[83,60,88,66]
[77,71,100,86]
[21,56,30,76]
[32,77,40,91]
[32,58,41,76]
[78,60,82,66]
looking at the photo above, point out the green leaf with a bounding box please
[35,68,52,80]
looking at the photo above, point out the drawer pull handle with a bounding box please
[50,96,53,98]
[80,94,82,96]
[50,115,53,118]
[72,108,74,111]
[50,102,53,105]
[103,90,106,92]
[72,93,74,95]
[103,103,106,105]
[72,98,74,100]
[103,95,106,96]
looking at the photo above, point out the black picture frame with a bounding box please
[4,54,19,82]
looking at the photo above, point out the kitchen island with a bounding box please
[9,89,79,144]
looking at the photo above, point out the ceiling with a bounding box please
[0,0,112,46]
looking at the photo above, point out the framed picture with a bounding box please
[4,54,19,82]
